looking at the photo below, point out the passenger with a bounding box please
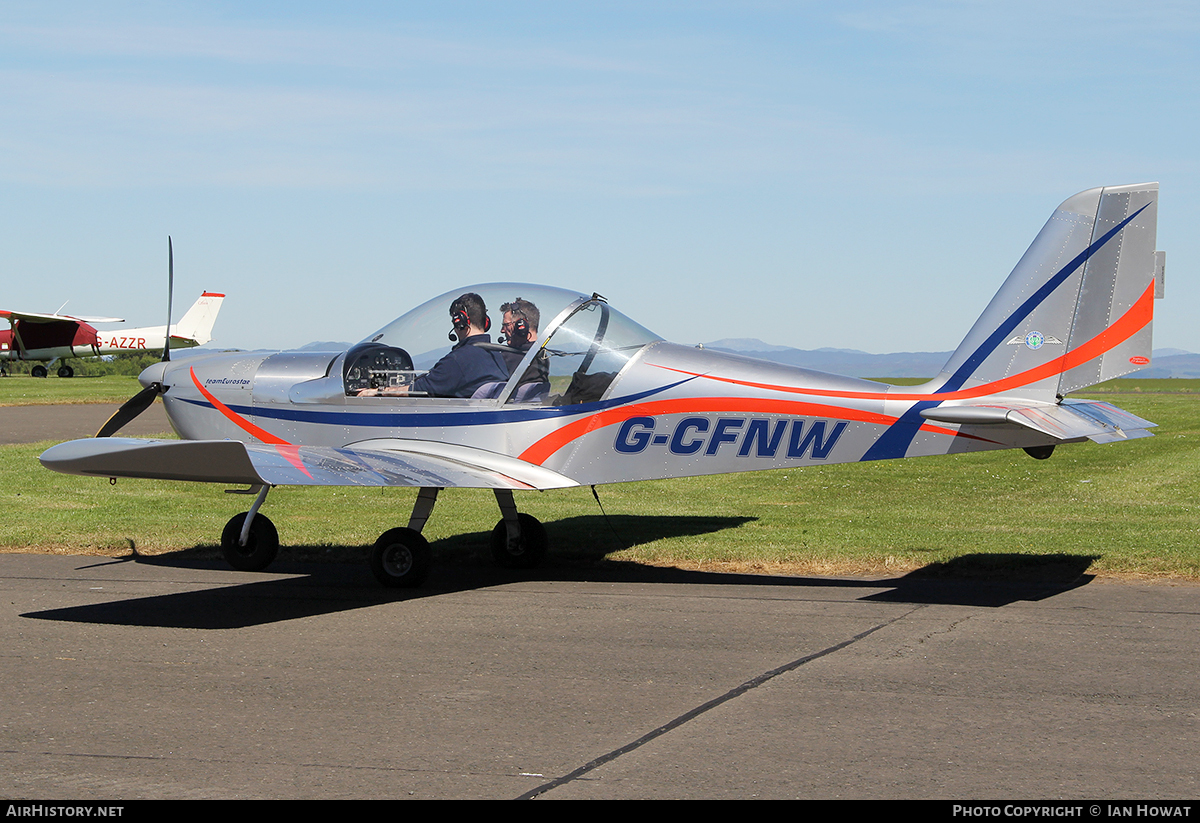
[500,297,549,389]
[357,293,508,398]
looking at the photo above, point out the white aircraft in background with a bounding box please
[0,292,225,377]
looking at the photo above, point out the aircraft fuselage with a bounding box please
[152,342,1050,488]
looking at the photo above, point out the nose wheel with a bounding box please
[219,486,278,572]
[220,511,279,572]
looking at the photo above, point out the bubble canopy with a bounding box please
[361,284,584,364]
[356,283,663,404]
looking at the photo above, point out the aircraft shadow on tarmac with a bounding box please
[21,513,1100,630]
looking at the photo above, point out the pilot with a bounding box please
[500,297,550,394]
[358,293,508,398]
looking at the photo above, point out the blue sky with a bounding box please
[2,1,1196,354]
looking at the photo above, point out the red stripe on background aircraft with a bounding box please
[40,184,1165,588]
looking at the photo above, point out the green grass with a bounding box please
[2,378,1198,580]
[0,374,144,406]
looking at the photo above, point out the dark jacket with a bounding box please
[502,342,550,387]
[412,335,509,398]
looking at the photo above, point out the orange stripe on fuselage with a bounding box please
[518,396,963,466]
[189,367,312,478]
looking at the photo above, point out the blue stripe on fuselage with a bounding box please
[175,378,694,430]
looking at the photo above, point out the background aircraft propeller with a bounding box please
[96,237,174,438]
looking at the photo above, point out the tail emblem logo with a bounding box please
[1006,331,1063,350]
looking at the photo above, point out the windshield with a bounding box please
[537,298,662,404]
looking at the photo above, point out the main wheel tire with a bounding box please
[57,365,74,378]
[31,365,47,378]
[490,513,548,569]
[220,512,280,572]
[370,528,432,588]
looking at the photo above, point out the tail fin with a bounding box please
[934,183,1162,401]
[173,292,225,345]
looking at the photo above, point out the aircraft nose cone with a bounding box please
[138,361,168,389]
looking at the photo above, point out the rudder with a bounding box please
[1057,183,1161,394]
[174,292,226,346]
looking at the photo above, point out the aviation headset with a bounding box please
[448,294,490,342]
[503,316,529,346]
[499,299,534,346]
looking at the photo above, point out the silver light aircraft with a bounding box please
[40,183,1165,587]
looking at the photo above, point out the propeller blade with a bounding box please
[96,385,161,438]
[163,237,174,362]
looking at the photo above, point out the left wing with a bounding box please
[0,310,124,324]
[39,437,579,490]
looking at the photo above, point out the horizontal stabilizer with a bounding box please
[40,436,578,490]
[920,399,1155,443]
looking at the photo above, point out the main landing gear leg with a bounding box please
[369,487,438,588]
[407,486,440,532]
[220,485,279,572]
[490,489,547,569]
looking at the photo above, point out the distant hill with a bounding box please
[703,339,951,378]
[703,339,1200,379]
[298,341,353,352]
[1134,352,1200,379]
[704,338,800,354]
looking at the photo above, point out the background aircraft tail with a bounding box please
[932,183,1163,401]
[173,292,225,345]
